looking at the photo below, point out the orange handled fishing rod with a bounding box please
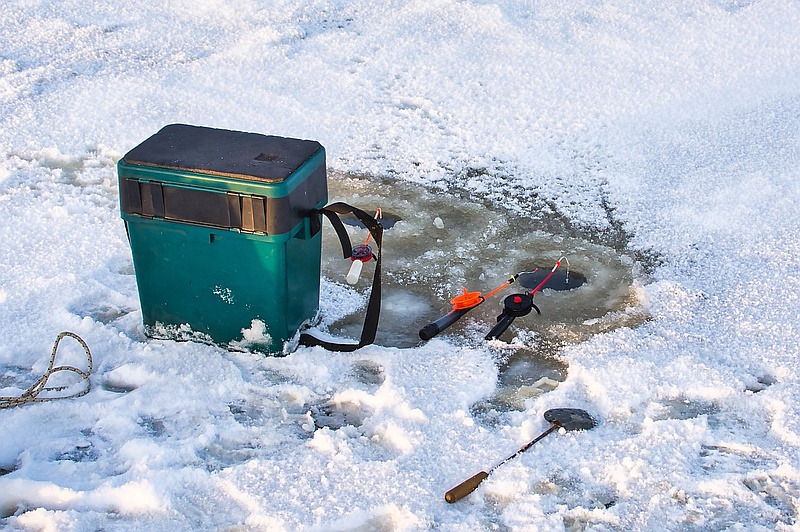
[419,257,569,341]
[419,278,517,341]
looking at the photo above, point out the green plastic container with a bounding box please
[118,124,328,354]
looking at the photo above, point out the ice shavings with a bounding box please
[0,478,163,519]
[228,319,273,352]
[144,322,214,346]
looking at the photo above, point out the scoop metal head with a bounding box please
[543,408,597,431]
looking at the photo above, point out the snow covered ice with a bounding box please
[2,0,800,530]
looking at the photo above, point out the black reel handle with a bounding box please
[484,293,540,340]
[485,313,517,341]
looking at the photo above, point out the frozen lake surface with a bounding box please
[2,0,800,530]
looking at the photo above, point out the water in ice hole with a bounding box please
[322,172,649,412]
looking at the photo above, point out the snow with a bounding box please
[2,0,800,529]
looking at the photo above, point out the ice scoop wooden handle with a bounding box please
[445,471,489,503]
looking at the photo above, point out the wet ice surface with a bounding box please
[322,171,649,411]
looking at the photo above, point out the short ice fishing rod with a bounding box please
[444,408,597,503]
[346,208,382,285]
[418,276,517,341]
[419,257,568,341]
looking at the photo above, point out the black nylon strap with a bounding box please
[299,202,383,352]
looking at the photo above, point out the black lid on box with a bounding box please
[123,124,322,183]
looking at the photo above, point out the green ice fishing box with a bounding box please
[118,124,328,354]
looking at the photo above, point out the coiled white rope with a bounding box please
[0,332,93,409]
